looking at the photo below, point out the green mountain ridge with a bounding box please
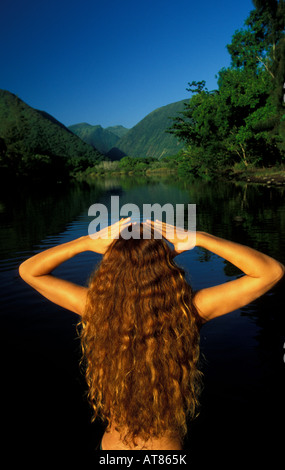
[68,122,129,154]
[69,100,188,160]
[109,100,187,159]
[0,90,189,183]
[105,125,129,139]
[0,89,103,179]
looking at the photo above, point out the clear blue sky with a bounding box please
[1,0,254,129]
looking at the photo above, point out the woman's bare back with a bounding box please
[101,422,182,450]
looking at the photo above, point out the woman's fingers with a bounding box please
[109,217,132,238]
[93,217,131,239]
[146,220,192,247]
[153,220,176,240]
[117,217,131,226]
[145,219,165,234]
[111,217,131,227]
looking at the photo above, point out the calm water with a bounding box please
[1,175,284,463]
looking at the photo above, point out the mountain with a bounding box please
[108,100,187,160]
[68,123,129,154]
[0,90,189,184]
[105,125,129,139]
[0,89,103,179]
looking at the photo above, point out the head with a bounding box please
[79,223,202,447]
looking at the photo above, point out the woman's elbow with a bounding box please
[19,261,30,282]
[270,261,285,284]
[19,262,24,279]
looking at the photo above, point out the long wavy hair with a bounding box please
[79,224,203,447]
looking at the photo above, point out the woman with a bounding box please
[19,218,284,450]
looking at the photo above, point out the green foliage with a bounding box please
[73,154,186,180]
[168,1,285,173]
[118,156,162,172]
[119,156,137,169]
[0,90,104,182]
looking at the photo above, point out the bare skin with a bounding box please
[149,220,284,322]
[19,218,284,449]
[101,422,182,450]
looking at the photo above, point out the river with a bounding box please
[0,174,284,464]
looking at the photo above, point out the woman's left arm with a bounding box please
[19,217,131,316]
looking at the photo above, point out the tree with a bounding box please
[119,156,137,170]
[169,1,285,171]
[227,0,285,158]
[168,81,229,171]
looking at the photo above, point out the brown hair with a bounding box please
[79,224,203,447]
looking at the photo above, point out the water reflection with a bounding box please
[0,175,284,462]
[1,176,284,261]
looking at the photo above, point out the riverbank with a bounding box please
[223,165,285,186]
[3,159,285,189]
[75,163,285,187]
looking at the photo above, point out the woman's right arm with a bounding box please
[193,232,284,321]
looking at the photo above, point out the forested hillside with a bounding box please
[68,123,128,154]
[0,90,103,181]
[106,125,129,139]
[110,100,187,159]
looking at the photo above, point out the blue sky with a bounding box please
[1,0,254,129]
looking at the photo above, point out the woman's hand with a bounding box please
[145,219,196,254]
[87,217,131,254]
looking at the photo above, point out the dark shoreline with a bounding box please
[224,167,285,187]
[1,164,285,190]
